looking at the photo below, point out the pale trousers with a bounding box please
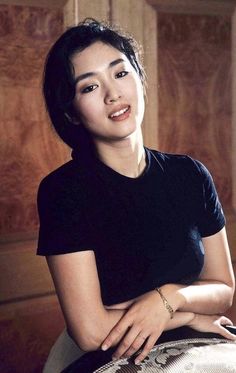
[43,329,85,373]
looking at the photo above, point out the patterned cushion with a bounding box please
[95,338,236,372]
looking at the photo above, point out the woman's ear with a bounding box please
[64,112,80,125]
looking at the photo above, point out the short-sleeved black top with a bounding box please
[37,148,225,305]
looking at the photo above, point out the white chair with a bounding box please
[43,331,236,372]
[95,338,236,372]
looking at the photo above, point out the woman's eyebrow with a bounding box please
[74,58,125,85]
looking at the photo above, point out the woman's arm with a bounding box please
[47,227,234,356]
[47,250,127,351]
[46,250,208,353]
[106,227,235,314]
[162,227,235,314]
[101,227,235,362]
[47,251,193,352]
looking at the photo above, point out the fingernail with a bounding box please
[112,355,118,361]
[102,344,108,351]
[135,359,141,365]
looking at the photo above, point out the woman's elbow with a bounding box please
[222,283,235,312]
[78,335,102,352]
[228,288,235,309]
[229,278,235,306]
[67,326,103,352]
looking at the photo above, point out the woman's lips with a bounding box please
[108,105,131,121]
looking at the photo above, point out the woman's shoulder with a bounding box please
[147,148,209,180]
[37,159,90,201]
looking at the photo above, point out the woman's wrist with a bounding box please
[155,287,174,319]
[159,283,186,312]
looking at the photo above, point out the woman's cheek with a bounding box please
[74,96,91,116]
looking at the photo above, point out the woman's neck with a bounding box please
[94,131,146,178]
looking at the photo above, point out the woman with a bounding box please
[37,18,235,371]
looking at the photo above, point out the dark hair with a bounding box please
[43,18,145,150]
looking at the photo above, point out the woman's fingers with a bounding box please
[217,316,233,326]
[112,326,142,360]
[122,333,148,358]
[134,335,157,365]
[215,316,236,341]
[102,291,170,357]
[101,318,130,351]
[218,325,236,340]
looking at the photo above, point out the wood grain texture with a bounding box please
[63,0,78,26]
[0,0,67,7]
[0,240,54,303]
[232,9,236,212]
[142,4,158,149]
[64,0,110,34]
[0,295,64,373]
[158,13,232,207]
[0,7,69,373]
[111,0,159,149]
[147,0,236,16]
[76,0,109,22]
[0,5,70,238]
[111,0,144,44]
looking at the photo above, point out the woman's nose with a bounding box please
[104,86,121,104]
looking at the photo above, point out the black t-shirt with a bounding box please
[37,148,225,305]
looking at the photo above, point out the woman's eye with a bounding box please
[81,84,98,94]
[116,71,129,79]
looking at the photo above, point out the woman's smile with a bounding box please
[108,105,131,121]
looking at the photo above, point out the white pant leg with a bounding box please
[43,329,85,373]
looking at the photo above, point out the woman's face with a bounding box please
[71,41,145,144]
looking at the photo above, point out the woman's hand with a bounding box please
[101,290,173,364]
[188,313,236,341]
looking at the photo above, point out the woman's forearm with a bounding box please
[165,311,195,330]
[78,280,233,351]
[106,279,234,316]
[161,280,234,315]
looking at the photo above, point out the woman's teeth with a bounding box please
[110,107,129,118]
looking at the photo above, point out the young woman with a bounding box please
[37,18,235,371]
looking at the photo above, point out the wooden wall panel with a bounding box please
[0,240,54,303]
[111,0,144,43]
[0,5,69,239]
[147,0,235,16]
[0,295,64,373]
[76,0,109,21]
[111,0,158,149]
[0,0,67,7]
[64,0,110,26]
[0,5,67,372]
[233,8,236,213]
[142,4,158,149]
[158,13,232,208]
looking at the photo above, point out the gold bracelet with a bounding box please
[155,287,174,319]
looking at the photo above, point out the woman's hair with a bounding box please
[43,18,145,150]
